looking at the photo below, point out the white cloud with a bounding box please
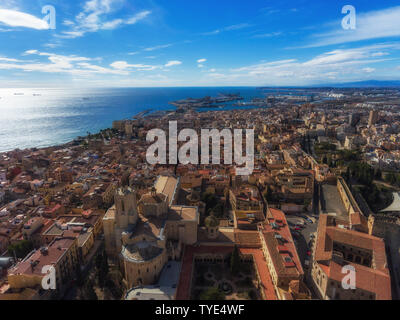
[110,60,158,71]
[0,57,23,62]
[252,32,282,38]
[165,60,182,67]
[126,10,151,24]
[109,61,130,69]
[63,20,75,26]
[197,58,207,63]
[0,50,129,76]
[0,49,182,79]
[60,31,85,39]
[60,0,151,38]
[100,10,151,30]
[308,6,400,47]
[220,44,399,85]
[24,50,39,55]
[44,41,62,49]
[144,44,172,52]
[208,72,226,79]
[101,19,124,30]
[202,23,252,36]
[363,67,375,73]
[224,23,252,31]
[0,9,49,30]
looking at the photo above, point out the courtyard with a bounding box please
[191,262,260,300]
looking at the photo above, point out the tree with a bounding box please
[96,251,109,288]
[264,187,278,203]
[385,172,397,185]
[230,246,241,275]
[95,252,103,270]
[102,251,109,273]
[76,266,84,287]
[8,240,33,259]
[199,287,225,300]
[201,192,218,212]
[344,167,351,183]
[105,278,122,300]
[375,168,382,180]
[212,203,224,218]
[81,280,98,300]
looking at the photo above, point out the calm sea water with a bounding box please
[0,87,265,152]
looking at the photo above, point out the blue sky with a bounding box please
[0,0,400,87]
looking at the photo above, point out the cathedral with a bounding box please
[103,176,199,288]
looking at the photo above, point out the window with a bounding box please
[347,254,353,261]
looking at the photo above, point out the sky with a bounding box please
[0,0,400,87]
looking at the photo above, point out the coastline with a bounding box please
[0,87,267,153]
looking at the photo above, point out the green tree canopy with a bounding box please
[8,240,33,259]
[199,287,226,300]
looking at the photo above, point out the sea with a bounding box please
[0,87,266,153]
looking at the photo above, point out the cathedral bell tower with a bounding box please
[115,187,138,228]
